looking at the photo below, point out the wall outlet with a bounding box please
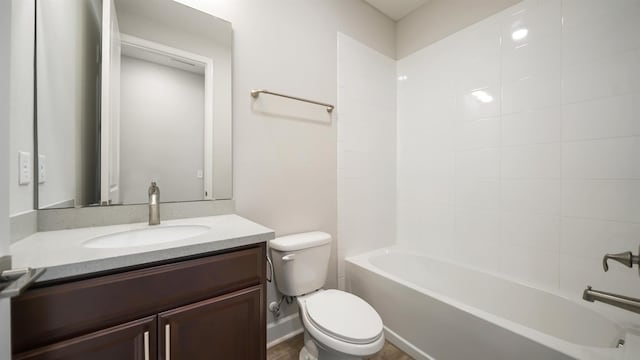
[18,151,31,185]
[38,154,46,184]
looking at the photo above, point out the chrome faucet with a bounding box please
[148,182,160,225]
[602,250,639,272]
[582,246,640,314]
[583,286,640,315]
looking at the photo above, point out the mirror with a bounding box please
[35,0,232,209]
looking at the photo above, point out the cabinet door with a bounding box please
[14,316,157,360]
[159,285,265,360]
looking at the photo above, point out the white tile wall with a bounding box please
[337,33,396,287]
[397,0,640,318]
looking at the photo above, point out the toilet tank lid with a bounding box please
[270,231,332,251]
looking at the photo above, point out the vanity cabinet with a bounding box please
[158,286,262,359]
[14,316,157,360]
[11,244,266,360]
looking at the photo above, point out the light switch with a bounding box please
[38,154,46,184]
[196,170,203,179]
[18,151,31,185]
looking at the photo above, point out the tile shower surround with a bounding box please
[395,0,640,324]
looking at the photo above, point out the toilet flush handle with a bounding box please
[282,254,296,262]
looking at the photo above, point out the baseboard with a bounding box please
[267,313,303,349]
[383,326,433,360]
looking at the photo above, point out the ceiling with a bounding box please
[363,0,430,21]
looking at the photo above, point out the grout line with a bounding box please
[558,0,565,292]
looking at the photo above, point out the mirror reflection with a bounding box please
[36,0,232,209]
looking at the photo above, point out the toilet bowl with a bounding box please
[297,290,384,360]
[269,232,385,360]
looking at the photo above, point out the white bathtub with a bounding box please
[345,248,640,360]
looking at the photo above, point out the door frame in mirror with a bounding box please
[116,34,215,201]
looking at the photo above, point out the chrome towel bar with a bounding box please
[251,89,335,113]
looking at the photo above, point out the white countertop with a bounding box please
[10,214,274,283]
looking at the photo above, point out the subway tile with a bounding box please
[560,217,640,260]
[398,176,454,208]
[562,0,640,67]
[501,179,561,215]
[501,143,561,179]
[562,94,640,141]
[454,207,500,236]
[397,204,455,257]
[500,245,559,291]
[455,116,501,150]
[502,72,561,114]
[455,148,500,179]
[501,211,560,252]
[562,49,640,104]
[455,178,501,211]
[502,37,562,86]
[454,208,502,271]
[398,150,455,179]
[562,180,640,222]
[562,137,640,179]
[393,0,640,291]
[502,0,562,46]
[502,106,561,146]
[457,87,501,121]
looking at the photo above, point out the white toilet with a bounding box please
[270,232,385,360]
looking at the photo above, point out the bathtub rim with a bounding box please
[345,246,628,360]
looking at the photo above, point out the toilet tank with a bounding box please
[269,232,332,297]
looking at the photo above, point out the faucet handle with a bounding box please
[602,251,637,272]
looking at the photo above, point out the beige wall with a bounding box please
[175,0,395,327]
[36,0,102,209]
[9,0,35,215]
[396,0,521,58]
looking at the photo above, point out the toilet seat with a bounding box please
[298,290,385,358]
[305,290,383,344]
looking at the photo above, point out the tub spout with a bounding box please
[583,286,640,315]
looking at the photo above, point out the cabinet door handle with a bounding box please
[165,324,171,360]
[143,331,150,360]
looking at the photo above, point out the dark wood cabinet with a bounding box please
[11,244,267,360]
[159,285,264,360]
[14,316,157,360]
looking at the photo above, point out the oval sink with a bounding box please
[82,225,210,249]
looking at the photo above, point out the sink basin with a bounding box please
[82,225,210,249]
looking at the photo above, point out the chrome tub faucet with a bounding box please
[148,182,160,225]
[582,246,640,314]
[583,286,640,315]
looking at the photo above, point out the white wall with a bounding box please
[36,0,102,209]
[9,0,34,215]
[1,1,13,357]
[396,0,521,58]
[337,33,396,290]
[174,0,395,329]
[120,56,205,204]
[397,0,640,325]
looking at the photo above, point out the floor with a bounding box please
[267,334,413,360]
